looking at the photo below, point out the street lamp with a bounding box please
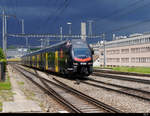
[20,19,28,52]
[67,22,72,35]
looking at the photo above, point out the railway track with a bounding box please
[93,72,150,85]
[79,77,150,102]
[12,65,122,113]
[12,65,81,113]
[94,69,150,77]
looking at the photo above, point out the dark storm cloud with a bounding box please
[0,0,150,47]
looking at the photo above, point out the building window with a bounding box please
[121,58,129,63]
[106,49,120,55]
[121,49,129,54]
[131,58,135,63]
[131,46,150,53]
[131,57,150,63]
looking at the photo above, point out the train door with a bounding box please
[32,56,35,67]
[39,53,42,69]
[35,55,37,68]
[48,50,55,72]
[59,47,65,72]
[45,52,48,70]
[37,54,39,68]
[42,53,45,69]
[48,52,51,70]
[27,56,29,66]
[55,51,59,72]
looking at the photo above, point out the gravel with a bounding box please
[17,65,150,113]
[8,65,67,113]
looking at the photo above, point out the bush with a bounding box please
[0,59,7,72]
[0,48,5,60]
[0,48,6,72]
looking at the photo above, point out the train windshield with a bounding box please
[72,47,91,58]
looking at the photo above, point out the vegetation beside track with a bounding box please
[94,66,150,74]
[0,76,11,90]
[0,75,13,112]
[112,67,150,74]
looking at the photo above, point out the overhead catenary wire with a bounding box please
[105,18,150,34]
[98,1,150,34]
[96,0,143,23]
[113,1,150,21]
[49,0,71,24]
[96,0,150,32]
[37,0,70,33]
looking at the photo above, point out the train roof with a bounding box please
[22,40,67,57]
[71,39,88,48]
[22,39,88,57]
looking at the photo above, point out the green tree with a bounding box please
[0,48,5,60]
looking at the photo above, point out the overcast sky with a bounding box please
[0,0,150,47]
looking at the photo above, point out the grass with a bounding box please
[23,89,35,100]
[0,102,2,111]
[17,81,24,85]
[17,81,35,100]
[112,66,150,74]
[0,75,13,112]
[0,76,11,90]
[93,66,112,69]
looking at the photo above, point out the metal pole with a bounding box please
[4,15,7,57]
[2,10,5,54]
[26,37,28,49]
[21,19,24,34]
[88,20,93,36]
[60,26,63,41]
[69,23,71,35]
[81,22,86,40]
[67,22,72,35]
[98,41,101,67]
[103,33,106,67]
[21,19,28,49]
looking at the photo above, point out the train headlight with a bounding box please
[88,62,93,65]
[73,62,78,65]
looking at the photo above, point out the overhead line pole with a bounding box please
[21,19,28,51]
[0,9,16,58]
[103,33,106,68]
[4,15,7,57]
[87,20,94,36]
[2,10,5,55]
[60,26,63,41]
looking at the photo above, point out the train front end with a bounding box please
[71,40,93,76]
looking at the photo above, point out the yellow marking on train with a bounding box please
[46,53,48,70]
[32,56,35,67]
[37,55,39,68]
[55,51,59,72]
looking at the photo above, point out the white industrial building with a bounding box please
[91,32,150,67]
